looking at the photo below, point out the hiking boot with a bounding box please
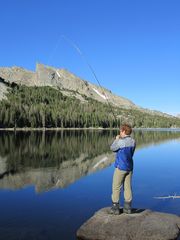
[123,201,132,214]
[110,202,120,215]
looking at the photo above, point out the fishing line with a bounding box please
[58,35,117,121]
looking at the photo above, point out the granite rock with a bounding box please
[77,207,180,240]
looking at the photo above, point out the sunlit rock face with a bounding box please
[0,82,8,100]
[0,64,136,109]
[0,66,35,86]
[0,64,176,118]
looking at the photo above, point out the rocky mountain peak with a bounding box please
[0,63,136,109]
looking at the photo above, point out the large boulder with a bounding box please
[77,207,180,240]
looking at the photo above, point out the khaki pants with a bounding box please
[111,168,132,203]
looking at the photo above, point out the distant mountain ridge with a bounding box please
[0,63,136,108]
[0,63,175,118]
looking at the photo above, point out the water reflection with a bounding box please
[0,130,180,192]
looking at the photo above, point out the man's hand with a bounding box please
[116,135,120,140]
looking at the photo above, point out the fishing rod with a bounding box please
[52,35,118,122]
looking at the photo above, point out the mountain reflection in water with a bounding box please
[0,129,180,192]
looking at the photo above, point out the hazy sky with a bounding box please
[0,0,180,115]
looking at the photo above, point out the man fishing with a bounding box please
[110,124,136,215]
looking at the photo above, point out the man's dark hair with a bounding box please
[120,124,132,135]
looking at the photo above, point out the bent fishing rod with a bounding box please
[50,35,118,122]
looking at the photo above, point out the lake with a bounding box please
[0,129,180,240]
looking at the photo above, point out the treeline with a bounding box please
[0,85,180,128]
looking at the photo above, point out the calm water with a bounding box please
[0,129,180,240]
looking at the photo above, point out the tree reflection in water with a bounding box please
[0,129,180,192]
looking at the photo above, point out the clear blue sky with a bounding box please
[0,0,180,115]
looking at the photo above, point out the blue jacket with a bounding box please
[110,136,136,171]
